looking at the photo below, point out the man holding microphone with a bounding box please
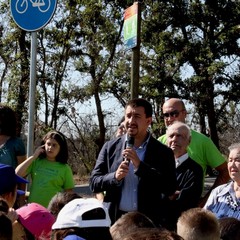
[90,98,176,228]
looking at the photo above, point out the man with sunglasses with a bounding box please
[158,98,230,206]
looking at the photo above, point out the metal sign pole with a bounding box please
[131,2,141,99]
[27,32,37,157]
[10,0,57,156]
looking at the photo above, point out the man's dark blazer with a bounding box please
[89,134,176,227]
[167,157,204,230]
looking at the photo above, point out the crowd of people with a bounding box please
[0,98,239,239]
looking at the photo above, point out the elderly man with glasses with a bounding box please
[158,98,230,207]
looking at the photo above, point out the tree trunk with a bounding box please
[94,91,105,154]
[206,81,219,148]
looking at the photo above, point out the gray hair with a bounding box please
[228,143,240,152]
[166,121,191,139]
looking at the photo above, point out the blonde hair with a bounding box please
[177,208,220,240]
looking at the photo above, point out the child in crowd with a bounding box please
[0,211,12,239]
[48,191,82,217]
[16,130,74,207]
[51,198,112,240]
[177,208,220,240]
[0,163,28,209]
[13,202,55,239]
[122,228,183,240]
[0,198,13,240]
[219,217,240,240]
[110,211,156,240]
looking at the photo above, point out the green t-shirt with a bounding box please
[26,158,74,207]
[158,129,226,176]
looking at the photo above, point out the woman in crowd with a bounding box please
[204,142,240,219]
[0,104,27,207]
[0,104,26,168]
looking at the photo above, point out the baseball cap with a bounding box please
[64,235,86,240]
[52,198,111,229]
[16,203,55,239]
[0,163,29,195]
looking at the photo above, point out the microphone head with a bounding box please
[127,135,134,148]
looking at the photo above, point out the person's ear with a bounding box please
[182,110,187,118]
[146,117,152,125]
[1,191,15,208]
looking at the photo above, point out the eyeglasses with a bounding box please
[163,110,183,118]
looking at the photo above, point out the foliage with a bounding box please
[0,0,239,175]
[138,0,240,147]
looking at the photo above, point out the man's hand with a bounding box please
[169,190,181,200]
[8,208,18,222]
[115,161,129,181]
[122,148,141,168]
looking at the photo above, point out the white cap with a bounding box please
[52,198,111,229]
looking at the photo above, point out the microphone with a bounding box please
[126,135,134,149]
[124,135,134,165]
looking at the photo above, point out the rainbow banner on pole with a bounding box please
[124,3,138,50]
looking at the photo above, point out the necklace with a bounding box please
[226,193,240,211]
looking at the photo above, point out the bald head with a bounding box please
[162,98,187,127]
[163,98,185,110]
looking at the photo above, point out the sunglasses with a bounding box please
[163,110,183,118]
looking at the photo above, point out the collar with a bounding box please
[214,181,234,197]
[124,132,151,150]
[175,153,188,167]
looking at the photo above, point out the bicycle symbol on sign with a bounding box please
[16,0,51,14]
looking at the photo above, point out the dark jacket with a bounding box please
[168,157,203,230]
[89,134,176,227]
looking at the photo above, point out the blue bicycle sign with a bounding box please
[10,0,57,31]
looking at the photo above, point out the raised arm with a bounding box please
[15,146,44,177]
